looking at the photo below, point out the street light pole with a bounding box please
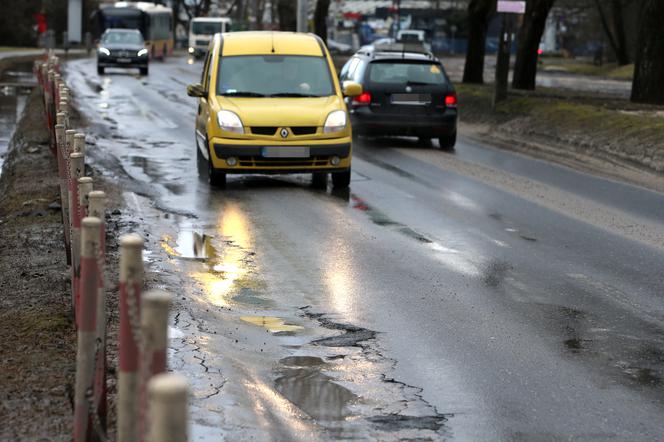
[297,0,308,32]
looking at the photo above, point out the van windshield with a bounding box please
[217,55,334,97]
[192,22,223,35]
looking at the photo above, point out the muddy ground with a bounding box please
[0,87,124,440]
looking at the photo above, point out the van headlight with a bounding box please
[323,110,347,133]
[98,47,110,56]
[217,110,244,134]
[137,48,148,57]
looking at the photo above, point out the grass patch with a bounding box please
[542,60,634,80]
[0,47,39,52]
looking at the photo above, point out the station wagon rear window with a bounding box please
[368,62,447,85]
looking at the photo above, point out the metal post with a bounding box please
[118,234,144,442]
[74,217,102,442]
[148,374,189,442]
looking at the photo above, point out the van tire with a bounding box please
[140,66,148,76]
[207,153,226,187]
[312,172,328,188]
[97,65,104,75]
[332,169,351,189]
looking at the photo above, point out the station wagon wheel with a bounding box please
[331,168,351,189]
[438,131,457,151]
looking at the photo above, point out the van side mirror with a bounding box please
[186,83,207,98]
[342,81,362,98]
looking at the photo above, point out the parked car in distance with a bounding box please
[186,31,363,188]
[396,29,432,53]
[327,38,353,55]
[188,17,232,59]
[340,43,457,150]
[97,29,149,75]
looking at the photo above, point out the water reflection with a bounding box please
[161,204,258,307]
[275,356,357,421]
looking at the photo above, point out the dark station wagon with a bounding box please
[340,43,458,150]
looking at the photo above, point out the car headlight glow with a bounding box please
[98,47,110,56]
[217,110,244,134]
[323,110,347,133]
[137,48,148,57]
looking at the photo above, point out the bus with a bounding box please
[93,2,174,59]
[188,17,232,58]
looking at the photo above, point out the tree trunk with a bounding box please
[631,0,664,104]
[278,0,296,31]
[610,0,630,65]
[314,0,331,44]
[512,0,555,90]
[594,0,630,66]
[462,0,495,84]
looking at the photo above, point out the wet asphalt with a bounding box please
[65,56,664,440]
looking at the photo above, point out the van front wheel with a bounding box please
[332,169,351,189]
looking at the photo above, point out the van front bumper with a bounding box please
[209,140,352,174]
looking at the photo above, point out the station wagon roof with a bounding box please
[221,32,325,57]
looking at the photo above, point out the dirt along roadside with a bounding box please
[456,83,664,194]
[0,70,124,439]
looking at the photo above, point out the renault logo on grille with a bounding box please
[280,128,289,138]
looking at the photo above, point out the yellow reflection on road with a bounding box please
[191,204,253,307]
[240,316,303,333]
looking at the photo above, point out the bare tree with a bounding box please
[512,0,555,90]
[594,0,630,65]
[631,0,664,103]
[462,0,496,84]
[314,0,331,44]
[278,0,296,31]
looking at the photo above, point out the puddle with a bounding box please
[275,356,357,421]
[351,194,431,244]
[241,316,303,334]
[0,62,34,176]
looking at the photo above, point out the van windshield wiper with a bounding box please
[221,91,266,97]
[405,80,433,86]
[269,92,323,97]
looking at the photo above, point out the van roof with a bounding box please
[192,17,231,23]
[221,32,324,57]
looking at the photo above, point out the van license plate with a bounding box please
[117,58,131,63]
[262,146,310,158]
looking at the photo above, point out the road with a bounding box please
[65,56,664,440]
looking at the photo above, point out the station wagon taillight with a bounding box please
[445,93,457,108]
[353,92,372,105]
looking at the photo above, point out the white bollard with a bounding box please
[118,234,144,442]
[74,217,102,442]
[88,190,108,428]
[74,132,86,155]
[148,374,189,442]
[78,177,93,220]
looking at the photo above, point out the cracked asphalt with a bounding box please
[63,55,664,440]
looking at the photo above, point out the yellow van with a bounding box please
[187,31,362,188]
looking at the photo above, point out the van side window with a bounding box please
[202,50,211,87]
